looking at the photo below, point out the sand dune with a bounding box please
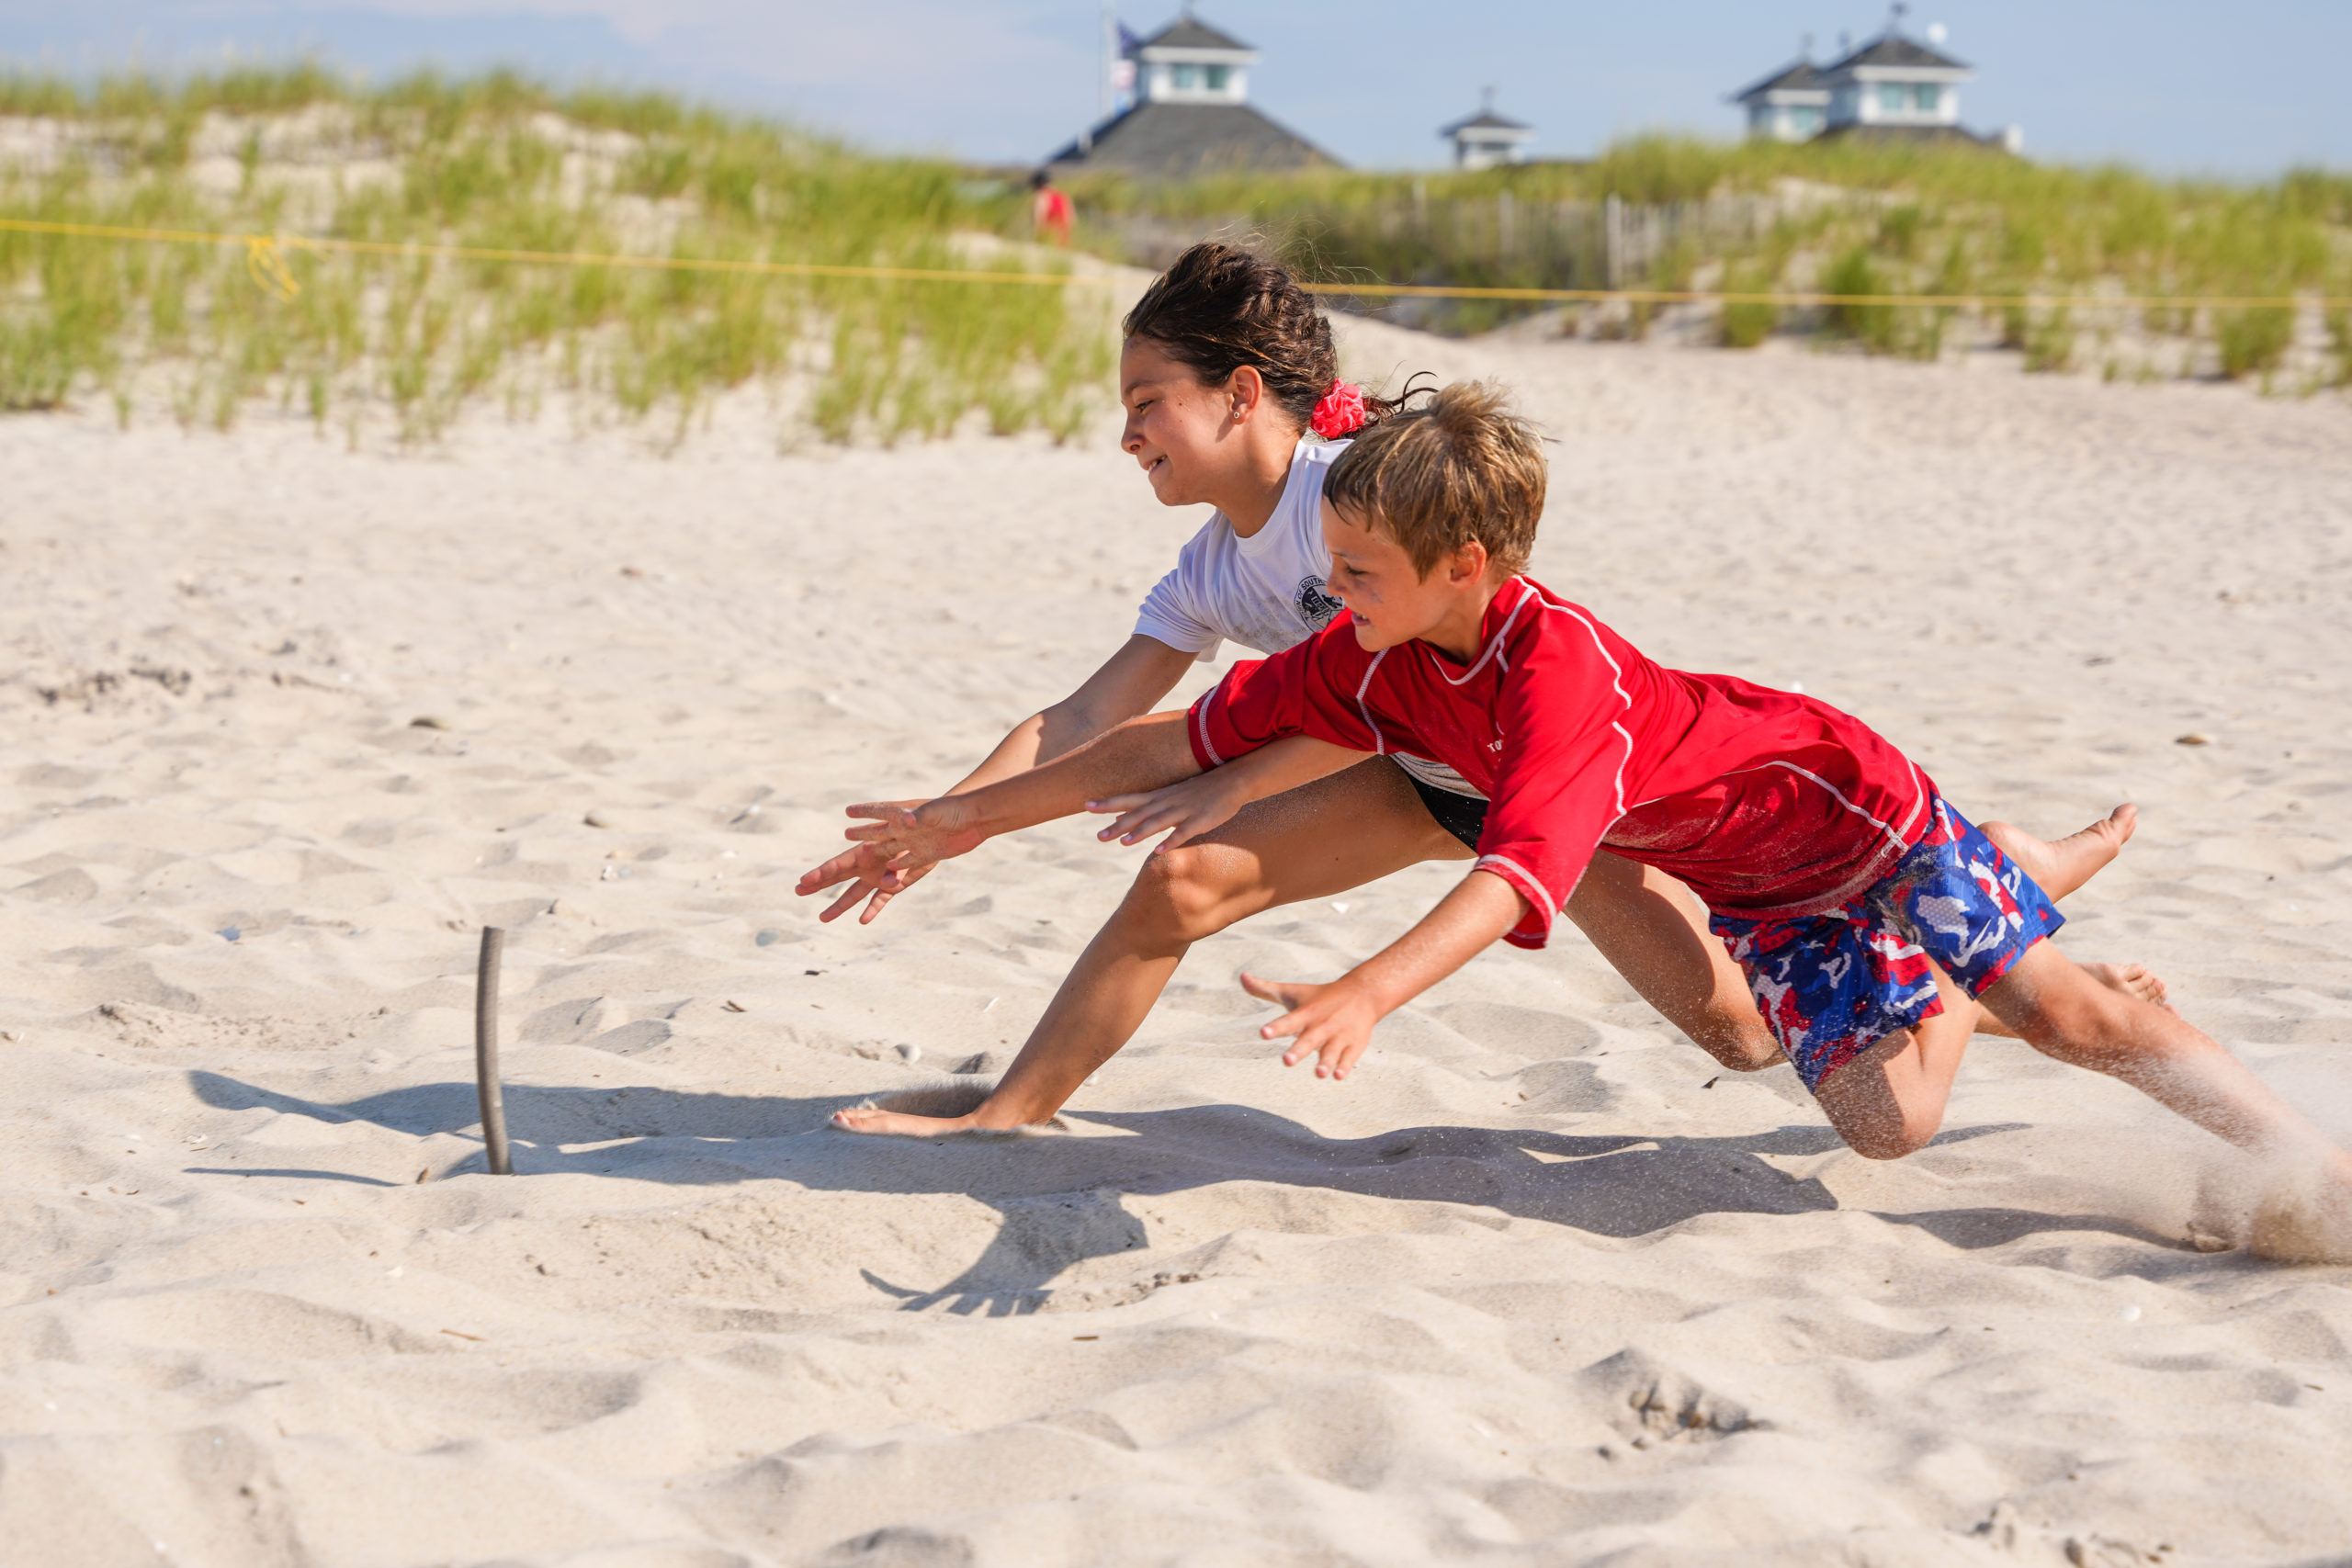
[4,324,2350,1566]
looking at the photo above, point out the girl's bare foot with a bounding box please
[831,1080,1049,1137]
[831,1105,981,1137]
[1980,804,2137,901]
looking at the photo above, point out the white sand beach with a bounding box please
[4,319,2350,1566]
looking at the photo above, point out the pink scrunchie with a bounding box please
[1310,379,1367,439]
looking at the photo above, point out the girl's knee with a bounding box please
[1125,846,1246,942]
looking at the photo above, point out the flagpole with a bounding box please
[1100,0,1114,123]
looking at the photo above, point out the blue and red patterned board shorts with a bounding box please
[1708,797,2063,1091]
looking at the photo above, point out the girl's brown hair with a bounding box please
[1122,242,1415,433]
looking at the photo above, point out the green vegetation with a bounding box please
[7,70,2348,427]
[0,66,1109,443]
[1068,135,2352,384]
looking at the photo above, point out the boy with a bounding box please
[820,383,2352,1194]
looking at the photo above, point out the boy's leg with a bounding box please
[1978,942,2352,1178]
[1567,813,2165,1075]
[1566,855,1783,1071]
[833,757,1470,1136]
[1808,963,1984,1158]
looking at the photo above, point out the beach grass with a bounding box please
[0,65,1106,444]
[1069,135,2352,383]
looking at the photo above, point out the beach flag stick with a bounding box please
[474,926,513,1175]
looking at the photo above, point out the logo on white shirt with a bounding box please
[1295,575,1343,631]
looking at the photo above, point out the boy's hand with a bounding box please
[1240,971,1385,1081]
[1087,770,1248,852]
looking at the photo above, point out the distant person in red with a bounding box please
[1030,168,1073,247]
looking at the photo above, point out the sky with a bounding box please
[3,2,2346,178]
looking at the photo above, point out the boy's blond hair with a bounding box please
[1322,380,1544,579]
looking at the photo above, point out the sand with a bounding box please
[4,318,2350,1568]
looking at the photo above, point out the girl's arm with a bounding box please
[808,635,1197,922]
[951,635,1199,791]
[1239,870,1530,1081]
[1087,735,1369,852]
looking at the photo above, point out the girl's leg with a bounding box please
[834,758,1469,1136]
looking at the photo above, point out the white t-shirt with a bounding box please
[1134,437,1350,662]
[1133,437,1483,798]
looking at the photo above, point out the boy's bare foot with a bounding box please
[1980,805,2137,902]
[2246,1154,2352,1263]
[1973,958,2170,1037]
[2081,960,2170,1010]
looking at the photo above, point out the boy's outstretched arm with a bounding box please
[1090,735,1369,852]
[1243,869,1531,1081]
[797,710,1203,901]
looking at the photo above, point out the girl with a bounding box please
[797,243,2157,1136]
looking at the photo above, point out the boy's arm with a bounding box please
[797,711,1203,900]
[1240,869,1530,1080]
[1088,734,1369,851]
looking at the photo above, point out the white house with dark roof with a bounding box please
[1046,8,1337,178]
[1731,12,2018,150]
[1441,92,1533,170]
[1818,27,1970,132]
[1129,13,1254,105]
[1732,51,1830,142]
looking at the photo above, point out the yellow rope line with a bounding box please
[2,214,2345,311]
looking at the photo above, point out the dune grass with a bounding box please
[0,66,1111,444]
[1069,135,2352,386]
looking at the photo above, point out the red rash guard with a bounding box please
[1187,577,1936,949]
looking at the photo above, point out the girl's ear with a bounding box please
[1227,364,1264,423]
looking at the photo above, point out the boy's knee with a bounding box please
[1125,846,1244,942]
[1701,1020,1782,1072]
[1843,1119,1937,1160]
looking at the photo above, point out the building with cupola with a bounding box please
[1732,11,2019,150]
[1046,8,1338,178]
[1440,92,1533,170]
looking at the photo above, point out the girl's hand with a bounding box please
[796,825,937,924]
[840,795,989,875]
[798,796,986,919]
[1239,971,1385,1081]
[1087,771,1248,852]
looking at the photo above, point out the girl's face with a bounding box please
[1119,337,1261,508]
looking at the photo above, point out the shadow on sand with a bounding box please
[184,1067,2177,1314]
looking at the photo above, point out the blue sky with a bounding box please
[3,2,2345,177]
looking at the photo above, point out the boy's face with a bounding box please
[1321,499,1481,651]
[1119,338,1243,509]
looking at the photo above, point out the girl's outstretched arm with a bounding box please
[797,710,1204,900]
[1242,869,1530,1081]
[953,635,1198,792]
[806,635,1197,922]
